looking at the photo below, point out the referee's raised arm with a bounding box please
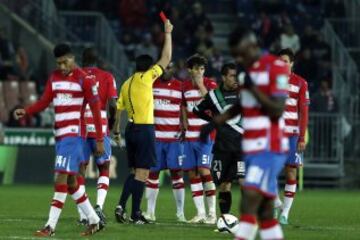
[157,20,173,70]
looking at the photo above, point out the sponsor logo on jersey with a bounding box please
[276,74,289,90]
[92,85,98,95]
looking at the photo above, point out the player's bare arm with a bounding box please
[157,20,173,70]
[112,109,122,146]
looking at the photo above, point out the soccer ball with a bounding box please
[216,214,239,233]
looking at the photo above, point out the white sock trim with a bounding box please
[190,183,203,192]
[284,183,297,193]
[260,224,283,239]
[71,187,85,201]
[98,176,110,185]
[53,192,67,202]
[204,181,216,192]
[235,222,258,240]
[172,178,184,185]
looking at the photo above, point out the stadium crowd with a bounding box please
[0,0,343,129]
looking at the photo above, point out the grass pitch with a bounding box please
[0,185,359,239]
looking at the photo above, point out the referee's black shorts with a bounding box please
[211,150,245,185]
[125,123,156,169]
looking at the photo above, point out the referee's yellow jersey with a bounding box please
[117,64,164,124]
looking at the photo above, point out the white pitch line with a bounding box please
[153,222,215,229]
[0,219,34,222]
[5,237,62,240]
[292,225,358,232]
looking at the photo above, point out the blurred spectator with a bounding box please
[168,7,189,59]
[121,31,137,61]
[324,0,345,18]
[301,25,317,49]
[184,2,213,37]
[0,28,15,62]
[119,0,147,29]
[135,33,158,60]
[311,79,338,113]
[14,45,30,80]
[192,26,214,57]
[208,47,224,79]
[150,23,165,49]
[312,33,331,62]
[174,59,189,81]
[170,7,187,47]
[280,24,300,53]
[236,0,255,17]
[274,10,292,29]
[0,27,15,79]
[251,11,273,47]
[295,48,317,91]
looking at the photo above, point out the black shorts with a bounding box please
[125,123,156,169]
[211,150,245,185]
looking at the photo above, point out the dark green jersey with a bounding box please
[194,85,243,152]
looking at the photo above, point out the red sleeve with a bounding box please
[298,79,309,142]
[298,79,310,106]
[107,74,118,99]
[269,60,289,97]
[25,78,53,115]
[83,76,103,141]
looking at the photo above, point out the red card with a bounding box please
[159,11,167,22]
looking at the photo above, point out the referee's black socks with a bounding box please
[131,179,146,219]
[218,191,232,214]
[119,173,135,208]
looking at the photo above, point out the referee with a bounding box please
[194,63,244,216]
[113,19,173,224]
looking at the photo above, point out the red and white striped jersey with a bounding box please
[25,68,103,141]
[183,78,217,141]
[284,73,310,137]
[153,78,183,142]
[82,67,118,138]
[240,55,289,154]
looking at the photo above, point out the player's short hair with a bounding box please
[186,54,208,69]
[221,63,236,76]
[277,48,295,62]
[82,47,98,66]
[135,54,154,72]
[228,25,256,48]
[53,43,72,58]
